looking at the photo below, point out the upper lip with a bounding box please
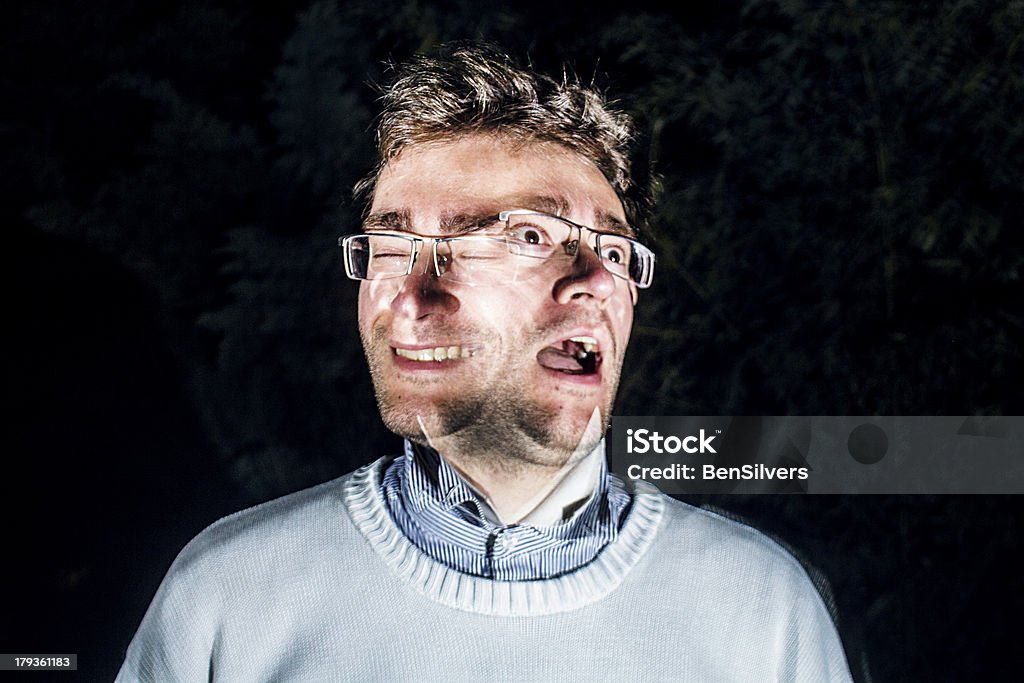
[391,340,477,350]
[389,326,612,357]
[540,328,610,355]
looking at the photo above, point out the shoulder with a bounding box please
[117,462,384,680]
[175,470,357,569]
[642,494,839,622]
[637,495,852,679]
[157,461,398,611]
[656,495,814,578]
[142,467,365,606]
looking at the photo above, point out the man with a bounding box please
[117,43,852,681]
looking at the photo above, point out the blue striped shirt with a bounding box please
[381,440,632,581]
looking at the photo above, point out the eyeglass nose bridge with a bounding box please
[431,239,453,278]
[408,237,455,280]
[563,224,583,258]
[399,236,442,278]
[571,225,616,273]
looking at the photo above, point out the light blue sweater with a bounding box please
[116,457,853,682]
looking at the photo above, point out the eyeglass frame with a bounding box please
[338,209,655,289]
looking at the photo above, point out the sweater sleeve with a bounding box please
[757,532,853,682]
[115,531,224,682]
[660,499,855,682]
[785,574,854,682]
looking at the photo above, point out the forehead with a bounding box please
[369,135,627,232]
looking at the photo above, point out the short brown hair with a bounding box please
[354,42,644,225]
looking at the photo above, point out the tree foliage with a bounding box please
[7,1,1023,680]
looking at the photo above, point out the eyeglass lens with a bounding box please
[342,214,653,287]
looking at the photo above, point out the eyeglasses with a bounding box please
[338,210,655,288]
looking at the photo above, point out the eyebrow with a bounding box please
[509,196,635,238]
[437,196,574,235]
[364,196,634,236]
[594,210,634,237]
[362,210,411,231]
[514,195,570,218]
[438,211,503,235]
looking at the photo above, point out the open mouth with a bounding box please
[536,336,602,376]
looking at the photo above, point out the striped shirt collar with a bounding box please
[381,439,631,581]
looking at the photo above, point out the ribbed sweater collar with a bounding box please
[344,456,665,617]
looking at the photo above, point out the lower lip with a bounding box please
[390,353,602,384]
[391,353,469,371]
[538,364,603,386]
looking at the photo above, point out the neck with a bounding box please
[410,408,608,524]
[443,450,560,523]
[426,431,602,524]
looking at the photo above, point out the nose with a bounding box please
[388,246,460,319]
[553,242,618,304]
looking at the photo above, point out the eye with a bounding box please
[452,237,505,261]
[602,243,628,264]
[508,224,551,246]
[366,235,411,263]
[370,245,407,260]
[501,213,568,258]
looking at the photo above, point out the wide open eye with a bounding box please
[523,227,545,244]
[603,244,626,264]
[600,237,631,265]
[503,213,567,258]
[507,223,552,247]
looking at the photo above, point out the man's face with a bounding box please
[357,134,636,466]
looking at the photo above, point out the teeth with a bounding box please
[569,336,598,354]
[395,346,469,362]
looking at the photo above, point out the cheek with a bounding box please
[357,281,386,340]
[611,295,634,355]
[359,279,397,317]
[465,284,537,332]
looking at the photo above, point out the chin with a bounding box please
[377,402,442,442]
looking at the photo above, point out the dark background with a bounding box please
[4,1,1022,681]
